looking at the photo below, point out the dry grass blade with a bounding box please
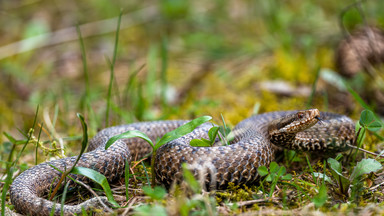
[121,197,139,216]
[235,197,281,207]
[0,6,157,60]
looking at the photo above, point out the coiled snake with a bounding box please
[9,109,355,215]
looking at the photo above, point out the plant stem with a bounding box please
[151,151,156,188]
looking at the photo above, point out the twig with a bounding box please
[76,180,114,213]
[235,198,281,207]
[121,196,139,216]
[129,156,149,182]
[370,178,384,191]
[347,144,384,158]
[131,156,149,170]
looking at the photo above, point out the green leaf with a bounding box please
[208,126,219,142]
[71,167,119,207]
[155,116,212,151]
[219,125,231,136]
[257,166,269,177]
[3,132,16,143]
[105,130,154,150]
[367,121,382,132]
[312,172,333,184]
[265,174,273,182]
[327,158,343,177]
[350,159,382,180]
[190,139,212,147]
[360,110,374,126]
[269,162,279,174]
[73,113,88,162]
[313,184,328,208]
[327,158,349,192]
[135,204,168,216]
[142,186,167,200]
[277,166,286,177]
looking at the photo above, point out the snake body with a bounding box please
[9,109,355,215]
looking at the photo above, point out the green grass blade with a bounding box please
[1,168,13,216]
[105,130,154,150]
[160,37,168,108]
[71,167,119,207]
[70,114,89,173]
[76,24,90,101]
[141,161,151,186]
[52,103,59,128]
[105,56,114,127]
[35,123,44,165]
[125,159,130,202]
[105,10,122,127]
[50,202,57,216]
[155,116,212,151]
[146,45,158,110]
[1,105,39,216]
[60,182,70,216]
[15,105,40,164]
[49,113,89,200]
[3,132,16,143]
[345,83,382,124]
[76,24,99,128]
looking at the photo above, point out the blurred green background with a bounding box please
[1,0,383,155]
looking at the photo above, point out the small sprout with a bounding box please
[257,162,292,197]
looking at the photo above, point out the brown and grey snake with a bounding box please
[9,109,355,215]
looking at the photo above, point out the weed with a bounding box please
[257,162,292,198]
[105,116,212,187]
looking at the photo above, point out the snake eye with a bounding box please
[297,113,304,119]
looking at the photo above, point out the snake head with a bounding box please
[268,109,321,145]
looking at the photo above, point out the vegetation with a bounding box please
[1,0,384,215]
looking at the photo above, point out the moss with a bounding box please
[216,183,257,204]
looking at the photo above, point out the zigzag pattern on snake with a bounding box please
[9,109,355,215]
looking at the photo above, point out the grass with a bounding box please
[1,0,384,215]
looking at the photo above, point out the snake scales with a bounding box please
[9,109,355,215]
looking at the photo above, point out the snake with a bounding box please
[9,109,355,215]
